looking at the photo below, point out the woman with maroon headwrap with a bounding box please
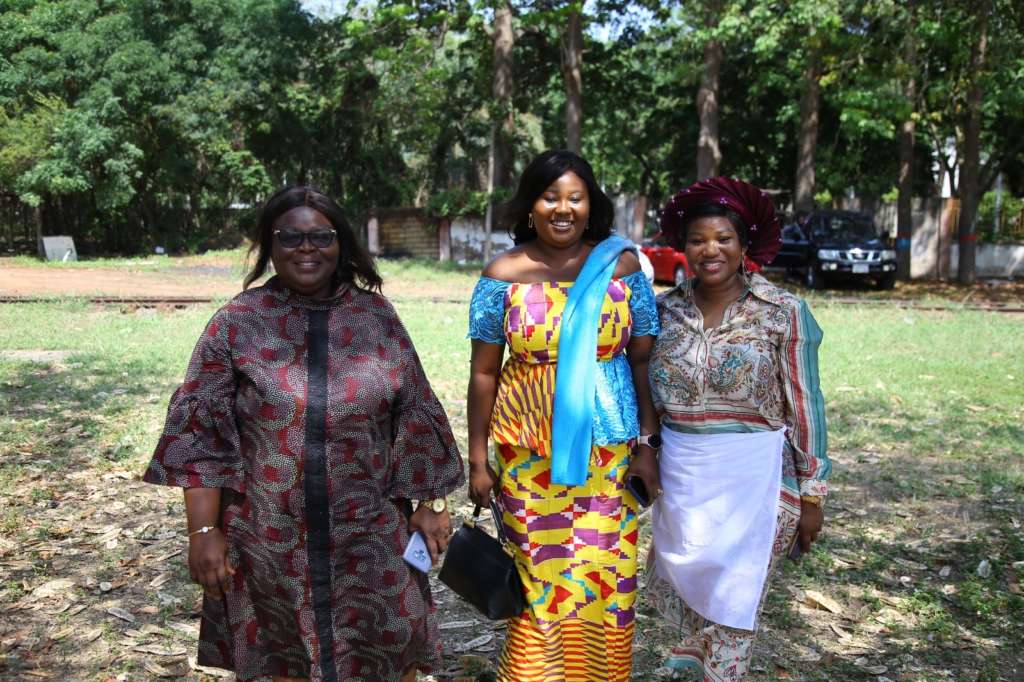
[641,178,831,680]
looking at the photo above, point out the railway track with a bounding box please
[1,294,1022,313]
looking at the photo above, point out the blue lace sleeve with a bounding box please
[467,277,510,345]
[623,271,659,336]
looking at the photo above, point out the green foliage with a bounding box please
[0,0,1021,254]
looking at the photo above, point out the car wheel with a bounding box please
[874,273,897,290]
[674,265,687,287]
[805,260,825,290]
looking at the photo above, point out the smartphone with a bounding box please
[402,531,432,574]
[625,476,650,508]
[787,533,804,565]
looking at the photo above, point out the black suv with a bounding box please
[774,210,898,290]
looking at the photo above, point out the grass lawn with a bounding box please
[0,266,1022,681]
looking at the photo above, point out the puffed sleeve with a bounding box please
[387,306,466,501]
[622,270,660,336]
[144,307,244,493]
[777,299,830,498]
[467,277,510,345]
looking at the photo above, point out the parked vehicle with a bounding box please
[641,235,692,286]
[774,210,898,290]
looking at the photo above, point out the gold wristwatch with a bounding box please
[800,494,825,508]
[417,498,448,513]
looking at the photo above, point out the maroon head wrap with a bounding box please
[659,177,782,267]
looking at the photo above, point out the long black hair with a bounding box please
[677,202,749,249]
[244,186,383,293]
[500,150,615,246]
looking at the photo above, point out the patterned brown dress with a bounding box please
[144,277,465,682]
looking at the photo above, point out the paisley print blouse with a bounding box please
[649,272,830,499]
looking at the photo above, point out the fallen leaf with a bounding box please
[438,620,479,630]
[804,590,843,614]
[977,560,992,579]
[939,566,951,578]
[965,405,986,412]
[166,622,199,637]
[1007,583,1021,594]
[82,628,104,642]
[773,664,791,679]
[817,653,836,666]
[32,579,75,598]
[829,623,853,640]
[188,655,234,677]
[133,644,187,656]
[107,606,136,623]
[149,571,174,588]
[893,557,928,571]
[454,635,494,652]
[144,661,173,677]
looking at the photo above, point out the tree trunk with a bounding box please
[563,10,583,155]
[484,121,496,261]
[34,204,43,257]
[956,1,989,285]
[794,46,822,214]
[492,1,516,188]
[695,0,722,180]
[896,1,916,281]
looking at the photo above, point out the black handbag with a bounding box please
[438,500,525,620]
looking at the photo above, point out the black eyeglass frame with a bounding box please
[273,227,338,249]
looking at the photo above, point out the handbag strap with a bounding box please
[464,501,513,546]
[488,499,511,545]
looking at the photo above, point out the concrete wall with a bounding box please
[947,242,1024,278]
[450,214,514,264]
[376,208,439,260]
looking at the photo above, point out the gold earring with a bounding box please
[528,213,534,229]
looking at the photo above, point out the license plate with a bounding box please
[852,264,869,274]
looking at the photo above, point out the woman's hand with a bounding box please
[188,530,235,599]
[468,459,500,508]
[408,505,454,567]
[623,445,662,505]
[797,500,824,551]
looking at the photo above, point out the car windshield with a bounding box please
[812,216,878,240]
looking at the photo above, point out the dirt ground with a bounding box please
[1,259,1022,681]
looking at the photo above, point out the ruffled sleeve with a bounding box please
[777,299,830,497]
[623,270,660,337]
[386,303,466,500]
[467,276,510,345]
[144,307,245,493]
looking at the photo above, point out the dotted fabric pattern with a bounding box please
[144,277,465,682]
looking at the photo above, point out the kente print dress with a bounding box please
[144,277,465,682]
[645,272,830,682]
[468,270,659,682]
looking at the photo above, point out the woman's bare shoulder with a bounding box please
[612,249,642,279]
[481,245,532,282]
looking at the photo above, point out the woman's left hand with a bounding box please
[408,504,454,567]
[623,445,662,506]
[797,500,824,551]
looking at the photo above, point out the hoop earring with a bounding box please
[528,214,534,230]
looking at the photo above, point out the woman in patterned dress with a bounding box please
[144,187,465,682]
[643,178,831,681]
[465,150,662,681]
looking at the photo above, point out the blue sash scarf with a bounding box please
[551,235,637,486]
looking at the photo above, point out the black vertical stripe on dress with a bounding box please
[304,308,337,682]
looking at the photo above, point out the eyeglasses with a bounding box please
[273,227,337,249]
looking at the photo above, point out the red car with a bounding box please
[641,235,692,286]
[641,236,762,286]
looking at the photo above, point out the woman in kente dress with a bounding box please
[465,150,662,681]
[144,187,464,682]
[643,178,831,681]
